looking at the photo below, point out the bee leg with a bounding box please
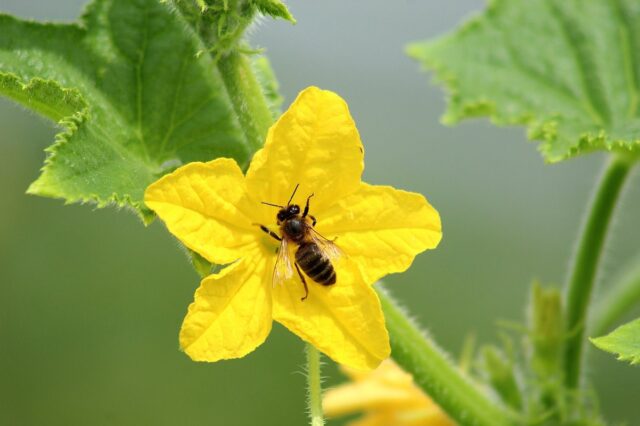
[294,263,309,301]
[302,193,315,217]
[257,224,282,241]
[309,215,317,227]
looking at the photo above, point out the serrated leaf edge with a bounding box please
[0,73,154,223]
[26,111,151,216]
[590,336,640,365]
[406,1,640,164]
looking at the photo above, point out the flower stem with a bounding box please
[217,50,276,156]
[377,288,519,426]
[592,255,640,336]
[563,155,634,389]
[305,344,325,426]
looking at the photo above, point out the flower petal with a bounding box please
[323,382,418,417]
[246,86,364,222]
[179,252,272,361]
[325,361,456,426]
[348,414,390,426]
[318,183,442,284]
[342,359,415,386]
[352,410,454,426]
[145,158,258,264]
[272,258,389,370]
[325,360,428,417]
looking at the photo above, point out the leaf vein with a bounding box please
[546,1,610,126]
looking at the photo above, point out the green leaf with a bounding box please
[254,0,295,23]
[528,282,564,377]
[174,0,294,56]
[408,0,640,162]
[478,346,523,411]
[0,74,86,121]
[591,317,640,365]
[188,249,214,278]
[0,0,282,220]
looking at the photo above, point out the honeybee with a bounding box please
[258,184,341,301]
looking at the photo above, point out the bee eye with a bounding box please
[290,205,300,214]
[277,211,286,221]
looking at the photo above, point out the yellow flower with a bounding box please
[144,87,441,370]
[323,360,456,426]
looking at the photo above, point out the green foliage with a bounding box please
[591,317,640,365]
[0,74,86,121]
[188,249,214,278]
[408,0,640,162]
[251,55,285,117]
[377,288,520,426]
[526,283,567,420]
[175,0,294,57]
[0,0,286,220]
[592,254,640,335]
[254,0,295,23]
[528,283,564,378]
[478,346,522,411]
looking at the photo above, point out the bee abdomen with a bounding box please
[295,243,336,286]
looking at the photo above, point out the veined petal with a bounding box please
[179,251,272,361]
[272,258,389,370]
[145,158,258,264]
[246,86,364,224]
[318,183,442,284]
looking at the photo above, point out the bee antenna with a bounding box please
[261,201,284,208]
[287,183,300,206]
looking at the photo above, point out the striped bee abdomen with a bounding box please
[295,242,336,285]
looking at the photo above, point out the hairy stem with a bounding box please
[306,344,325,426]
[592,254,640,336]
[563,155,634,389]
[377,288,519,426]
[174,2,276,158]
[218,50,275,157]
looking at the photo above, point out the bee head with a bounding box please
[277,204,300,223]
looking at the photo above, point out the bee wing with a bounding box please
[273,237,294,287]
[308,228,343,261]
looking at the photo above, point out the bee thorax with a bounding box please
[283,217,305,240]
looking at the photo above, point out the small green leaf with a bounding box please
[0,74,86,121]
[254,0,295,23]
[174,0,294,56]
[528,282,564,376]
[0,0,282,220]
[189,249,214,278]
[526,283,566,417]
[591,317,640,365]
[408,0,640,162]
[478,346,523,410]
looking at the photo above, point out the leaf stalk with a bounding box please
[217,50,276,160]
[563,154,635,389]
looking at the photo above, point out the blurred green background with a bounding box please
[1,1,640,425]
